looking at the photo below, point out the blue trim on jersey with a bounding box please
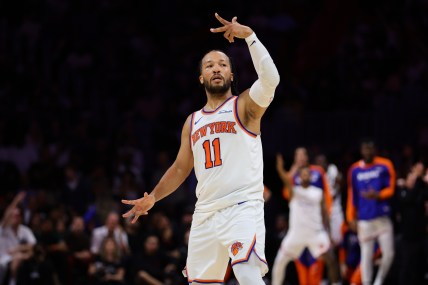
[201,96,235,114]
[233,96,258,137]
[189,112,195,147]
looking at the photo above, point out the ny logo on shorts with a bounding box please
[231,241,244,256]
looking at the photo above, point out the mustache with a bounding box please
[211,74,224,81]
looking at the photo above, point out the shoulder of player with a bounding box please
[181,114,194,136]
[347,161,362,176]
[309,164,326,175]
[373,156,394,166]
[373,156,395,173]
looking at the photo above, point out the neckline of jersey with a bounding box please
[201,95,235,115]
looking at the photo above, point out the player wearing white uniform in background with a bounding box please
[121,13,279,285]
[315,154,344,246]
[272,156,341,285]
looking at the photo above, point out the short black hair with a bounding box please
[360,137,376,147]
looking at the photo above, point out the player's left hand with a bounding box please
[361,188,379,200]
[210,13,253,43]
[121,192,155,223]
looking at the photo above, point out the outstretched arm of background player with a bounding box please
[122,115,194,223]
[276,153,294,200]
[1,191,26,227]
[210,13,280,134]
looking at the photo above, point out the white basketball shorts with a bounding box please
[279,229,330,259]
[185,200,268,283]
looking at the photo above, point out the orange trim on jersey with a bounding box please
[374,157,396,200]
[346,161,360,222]
[310,165,333,214]
[231,235,256,266]
[233,97,258,138]
[201,96,235,115]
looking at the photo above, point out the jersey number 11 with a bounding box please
[202,138,223,169]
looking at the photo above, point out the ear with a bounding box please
[199,75,204,85]
[231,73,234,82]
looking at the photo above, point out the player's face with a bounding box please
[294,148,308,167]
[361,142,375,163]
[200,51,233,95]
[299,168,311,184]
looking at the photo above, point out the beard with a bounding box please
[203,77,232,96]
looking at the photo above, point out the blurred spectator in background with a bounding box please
[91,212,129,256]
[132,234,174,285]
[65,216,92,285]
[113,170,141,202]
[147,212,178,252]
[123,218,144,254]
[16,244,58,285]
[37,218,68,285]
[61,164,92,216]
[395,162,428,285]
[88,236,126,285]
[0,192,36,285]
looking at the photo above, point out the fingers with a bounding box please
[122,209,134,218]
[276,154,284,168]
[131,214,140,224]
[214,13,230,25]
[121,199,136,205]
[211,14,241,44]
[11,191,26,206]
[210,26,228,33]
[224,30,233,43]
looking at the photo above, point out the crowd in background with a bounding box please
[0,0,427,284]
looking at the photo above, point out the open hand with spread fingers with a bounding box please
[210,13,253,43]
[121,192,155,223]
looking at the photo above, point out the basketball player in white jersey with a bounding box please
[121,13,279,285]
[272,156,341,285]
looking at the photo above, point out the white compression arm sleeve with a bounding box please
[246,32,280,107]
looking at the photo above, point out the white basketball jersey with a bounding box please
[289,185,325,233]
[190,96,264,212]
